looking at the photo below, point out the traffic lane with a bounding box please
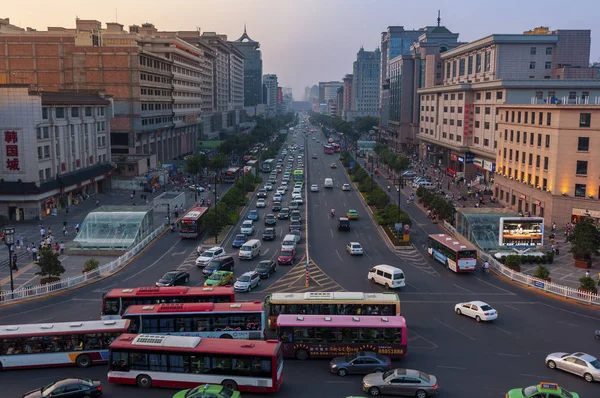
[0,230,184,324]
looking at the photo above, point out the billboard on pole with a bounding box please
[498,217,544,248]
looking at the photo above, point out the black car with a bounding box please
[257,189,267,198]
[264,214,277,226]
[202,256,235,277]
[338,217,351,231]
[278,208,290,220]
[23,378,102,398]
[262,228,276,241]
[272,202,282,212]
[156,270,190,287]
[255,260,277,278]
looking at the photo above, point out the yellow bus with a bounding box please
[264,292,401,329]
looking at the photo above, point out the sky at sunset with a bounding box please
[4,0,600,99]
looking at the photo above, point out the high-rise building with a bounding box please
[263,74,279,116]
[379,26,423,130]
[233,26,263,107]
[318,81,343,104]
[417,27,600,184]
[351,47,381,120]
[336,86,344,117]
[342,74,353,121]
[309,85,319,102]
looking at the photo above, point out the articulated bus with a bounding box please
[108,334,283,392]
[0,319,130,370]
[292,169,304,182]
[101,286,235,320]
[427,233,478,272]
[324,145,335,154]
[222,167,241,183]
[264,292,401,329]
[277,315,407,360]
[123,302,265,340]
[261,159,276,173]
[179,206,210,239]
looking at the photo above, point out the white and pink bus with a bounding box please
[0,319,129,370]
[276,314,407,360]
[427,233,478,273]
[108,334,283,392]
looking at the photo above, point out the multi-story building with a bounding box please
[263,74,278,116]
[0,85,113,220]
[232,27,263,107]
[336,87,344,117]
[229,43,245,114]
[379,26,423,130]
[318,81,343,104]
[309,85,319,102]
[351,47,381,120]
[342,74,353,121]
[386,21,461,151]
[495,104,600,226]
[417,27,600,183]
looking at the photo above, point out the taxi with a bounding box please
[506,382,579,398]
[330,163,337,169]
[346,209,359,220]
[173,384,240,398]
[204,271,234,287]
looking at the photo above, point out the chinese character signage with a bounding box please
[1,129,24,175]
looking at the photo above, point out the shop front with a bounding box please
[472,157,496,184]
[425,144,444,165]
[572,208,600,224]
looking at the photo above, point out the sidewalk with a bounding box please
[0,186,205,292]
[357,157,590,290]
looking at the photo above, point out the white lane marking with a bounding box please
[472,276,516,295]
[122,238,183,282]
[335,249,343,261]
[434,318,476,341]
[171,249,186,257]
[490,324,512,335]
[520,373,547,378]
[536,302,600,321]
[498,353,523,357]
[503,304,521,311]
[453,284,474,293]
[262,248,270,256]
[558,320,578,327]
[402,300,537,304]
[437,365,467,370]
[364,251,372,259]
[330,229,334,238]
[0,301,68,320]
[405,282,421,291]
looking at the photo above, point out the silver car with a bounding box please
[545,351,600,382]
[330,351,391,377]
[362,368,438,397]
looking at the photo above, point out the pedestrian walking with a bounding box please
[59,242,65,255]
[32,246,38,261]
[54,242,60,253]
[63,225,67,235]
[48,227,52,235]
[586,270,590,278]
[40,227,45,238]
[75,223,80,234]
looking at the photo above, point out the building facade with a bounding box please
[417,28,600,183]
[318,81,343,104]
[342,74,353,120]
[351,47,381,120]
[263,74,279,116]
[494,104,600,226]
[336,86,344,117]
[232,27,263,107]
[0,85,114,220]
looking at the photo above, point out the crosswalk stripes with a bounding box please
[392,248,441,277]
[177,251,198,272]
[262,259,346,293]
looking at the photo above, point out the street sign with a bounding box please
[395,223,403,231]
[533,280,545,289]
[349,161,355,168]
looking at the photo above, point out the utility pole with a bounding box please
[214,173,218,244]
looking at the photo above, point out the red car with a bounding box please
[277,249,296,265]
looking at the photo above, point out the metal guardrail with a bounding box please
[0,226,166,304]
[479,252,600,306]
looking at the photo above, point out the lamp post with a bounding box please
[3,226,15,298]
[214,173,218,244]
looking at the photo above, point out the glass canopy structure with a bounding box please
[72,206,154,251]
[455,208,519,251]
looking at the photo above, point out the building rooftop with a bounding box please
[441,34,560,59]
[38,91,111,106]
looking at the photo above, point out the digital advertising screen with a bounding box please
[498,217,544,248]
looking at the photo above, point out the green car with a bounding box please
[173,384,241,398]
[204,270,234,287]
[346,209,359,220]
[506,382,579,398]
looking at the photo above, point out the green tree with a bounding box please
[354,116,379,133]
[209,153,229,173]
[83,257,100,272]
[186,154,208,177]
[569,216,600,260]
[36,248,65,278]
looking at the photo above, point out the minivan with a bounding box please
[368,264,406,289]
[281,234,297,251]
[238,239,262,260]
[202,256,235,277]
[324,178,333,188]
[417,181,436,190]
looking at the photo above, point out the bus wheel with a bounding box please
[220,334,233,339]
[136,374,152,388]
[76,354,92,368]
[296,349,309,360]
[222,379,238,390]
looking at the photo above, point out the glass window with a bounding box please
[575,184,586,198]
[484,51,491,72]
[580,113,591,128]
[475,53,481,72]
[55,107,65,118]
[530,47,537,55]
[576,161,588,175]
[578,137,590,151]
[71,107,79,117]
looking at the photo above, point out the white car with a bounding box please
[545,352,600,382]
[240,220,255,235]
[281,181,289,187]
[273,193,283,202]
[195,246,226,267]
[292,188,302,196]
[454,301,498,322]
[346,242,364,255]
[264,184,273,191]
[234,271,261,292]
[292,195,303,204]
[256,198,266,208]
[342,184,351,191]
[311,184,319,192]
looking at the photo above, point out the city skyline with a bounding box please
[4,0,600,99]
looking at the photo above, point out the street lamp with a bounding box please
[2,226,15,298]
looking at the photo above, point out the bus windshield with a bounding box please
[458,250,477,259]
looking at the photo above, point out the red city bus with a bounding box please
[101,286,235,320]
[108,334,283,392]
[223,167,241,183]
[179,206,209,239]
[123,302,266,340]
[324,145,335,154]
[277,315,407,360]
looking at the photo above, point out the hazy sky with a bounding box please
[5,0,600,99]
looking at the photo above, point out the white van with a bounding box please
[368,264,406,289]
[281,234,297,251]
[238,239,262,260]
[324,178,333,188]
[417,181,436,190]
